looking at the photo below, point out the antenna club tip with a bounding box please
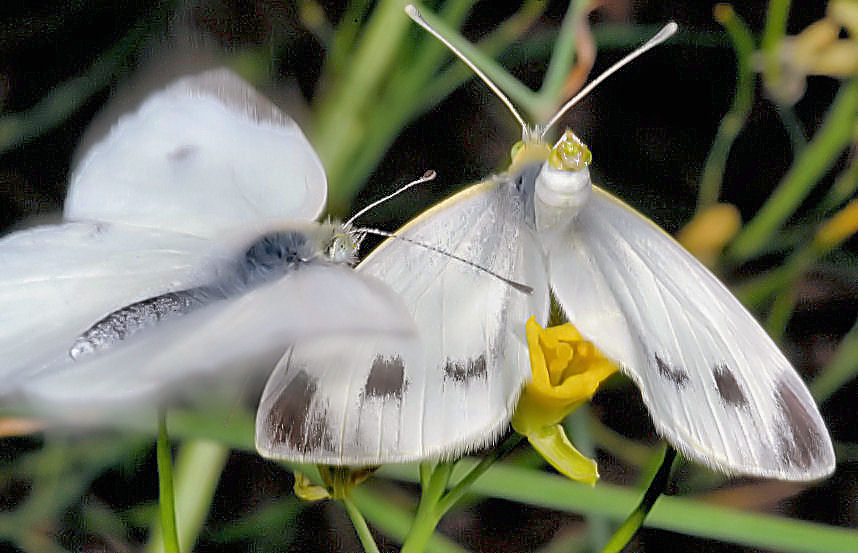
[663,21,679,36]
[405,4,421,19]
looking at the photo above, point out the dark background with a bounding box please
[0,1,855,552]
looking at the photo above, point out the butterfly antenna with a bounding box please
[542,22,678,136]
[357,226,534,295]
[405,4,528,132]
[346,170,437,227]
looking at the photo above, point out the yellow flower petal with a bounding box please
[512,317,619,484]
[527,423,599,485]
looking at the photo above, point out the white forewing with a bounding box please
[545,186,835,480]
[65,69,327,236]
[0,222,222,381]
[256,178,549,464]
[16,263,412,419]
[1,69,416,423]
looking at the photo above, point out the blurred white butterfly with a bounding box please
[255,5,835,481]
[0,68,414,420]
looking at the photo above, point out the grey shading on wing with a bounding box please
[13,262,414,421]
[546,186,835,480]
[0,221,222,383]
[64,68,327,237]
[256,175,550,464]
[0,222,415,422]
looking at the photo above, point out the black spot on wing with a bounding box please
[713,364,748,407]
[654,353,689,388]
[443,354,487,383]
[264,368,332,454]
[363,355,407,400]
[167,144,198,161]
[774,380,825,470]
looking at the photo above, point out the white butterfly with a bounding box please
[0,68,414,421]
[254,6,835,481]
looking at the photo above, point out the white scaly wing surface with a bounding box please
[64,68,327,236]
[545,186,835,480]
[256,178,549,464]
[0,222,222,382]
[0,69,414,420]
[16,262,413,421]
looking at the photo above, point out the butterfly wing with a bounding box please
[64,69,327,237]
[0,221,222,382]
[256,177,549,464]
[16,260,413,421]
[545,186,835,480]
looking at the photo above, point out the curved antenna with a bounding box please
[542,22,678,136]
[346,170,436,227]
[357,226,534,295]
[405,4,528,131]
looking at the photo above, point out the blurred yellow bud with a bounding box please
[815,199,858,249]
[677,203,742,267]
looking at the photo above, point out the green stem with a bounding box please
[407,2,538,114]
[600,446,677,553]
[312,0,413,215]
[350,485,469,553]
[402,436,523,553]
[342,496,381,553]
[146,440,230,553]
[727,77,858,263]
[401,462,453,553]
[811,317,858,403]
[156,411,181,553]
[535,0,589,121]
[759,0,792,101]
[698,4,755,210]
[776,104,808,153]
[437,434,523,514]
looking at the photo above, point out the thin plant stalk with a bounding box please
[727,77,858,263]
[599,446,677,553]
[156,411,181,553]
[342,496,381,553]
[401,435,523,553]
[698,4,755,210]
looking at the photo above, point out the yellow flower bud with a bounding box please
[293,471,331,502]
[677,203,742,267]
[815,199,858,249]
[512,317,618,485]
[292,466,378,502]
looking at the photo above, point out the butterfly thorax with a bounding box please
[510,131,593,233]
[69,221,359,360]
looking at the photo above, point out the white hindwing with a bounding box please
[546,186,835,480]
[65,69,327,236]
[256,177,549,464]
[1,70,413,420]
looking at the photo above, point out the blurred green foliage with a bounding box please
[0,1,856,552]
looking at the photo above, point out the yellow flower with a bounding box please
[512,317,619,485]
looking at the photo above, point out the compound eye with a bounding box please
[329,233,357,264]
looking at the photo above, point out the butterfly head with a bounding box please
[528,131,593,229]
[326,222,363,265]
